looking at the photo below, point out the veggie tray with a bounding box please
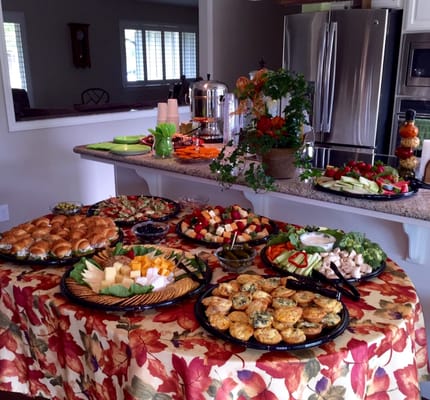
[0,214,122,266]
[87,195,180,226]
[61,243,211,312]
[260,225,387,284]
[195,275,349,351]
[314,160,417,200]
[176,204,278,248]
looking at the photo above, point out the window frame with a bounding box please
[119,20,198,88]
[3,11,32,101]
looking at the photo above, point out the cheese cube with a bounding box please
[216,226,225,236]
[185,229,197,239]
[238,208,248,218]
[104,266,116,282]
[202,211,211,220]
[113,262,123,272]
[130,270,141,279]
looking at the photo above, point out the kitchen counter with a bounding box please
[73,144,430,264]
[73,144,430,223]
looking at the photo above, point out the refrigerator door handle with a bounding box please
[322,21,337,133]
[313,22,328,133]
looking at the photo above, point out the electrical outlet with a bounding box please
[0,204,9,222]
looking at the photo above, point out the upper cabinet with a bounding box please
[403,0,430,32]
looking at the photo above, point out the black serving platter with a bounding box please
[195,281,349,351]
[314,182,418,200]
[61,254,212,312]
[260,245,386,284]
[87,195,180,227]
[0,229,123,267]
[176,218,279,249]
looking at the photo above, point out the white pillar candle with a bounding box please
[418,139,430,180]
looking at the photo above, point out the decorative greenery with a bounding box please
[210,68,311,192]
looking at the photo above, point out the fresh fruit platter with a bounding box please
[61,243,211,311]
[314,160,414,199]
[261,224,387,282]
[177,204,277,247]
[87,195,180,226]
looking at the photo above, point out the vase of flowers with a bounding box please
[210,68,311,192]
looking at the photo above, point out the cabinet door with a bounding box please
[403,0,430,32]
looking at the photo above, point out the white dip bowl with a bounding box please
[299,231,336,252]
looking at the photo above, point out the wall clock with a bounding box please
[68,23,91,68]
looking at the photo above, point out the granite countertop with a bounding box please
[74,145,430,223]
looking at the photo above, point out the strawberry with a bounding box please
[231,210,241,220]
[194,223,204,233]
[236,221,246,231]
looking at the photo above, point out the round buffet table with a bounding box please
[0,209,428,400]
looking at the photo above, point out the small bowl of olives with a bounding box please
[50,201,83,216]
[215,244,257,273]
[131,221,170,243]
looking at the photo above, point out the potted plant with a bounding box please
[209,68,312,192]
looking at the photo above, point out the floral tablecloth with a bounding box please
[0,212,429,400]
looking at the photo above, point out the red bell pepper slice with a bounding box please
[288,251,308,268]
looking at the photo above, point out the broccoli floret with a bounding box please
[339,232,365,252]
[339,232,386,269]
[362,244,387,268]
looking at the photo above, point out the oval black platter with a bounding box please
[195,281,349,351]
[314,182,418,201]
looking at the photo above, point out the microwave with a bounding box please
[398,33,430,97]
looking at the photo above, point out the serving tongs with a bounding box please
[176,255,209,285]
[285,262,360,302]
[286,276,342,300]
[409,177,430,191]
[313,262,360,301]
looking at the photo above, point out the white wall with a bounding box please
[199,0,285,89]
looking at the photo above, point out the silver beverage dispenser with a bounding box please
[190,75,228,142]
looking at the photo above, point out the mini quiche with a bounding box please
[178,204,276,245]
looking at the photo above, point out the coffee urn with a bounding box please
[190,75,228,142]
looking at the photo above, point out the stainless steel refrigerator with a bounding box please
[283,8,402,167]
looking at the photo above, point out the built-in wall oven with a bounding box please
[390,32,430,157]
[398,33,430,97]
